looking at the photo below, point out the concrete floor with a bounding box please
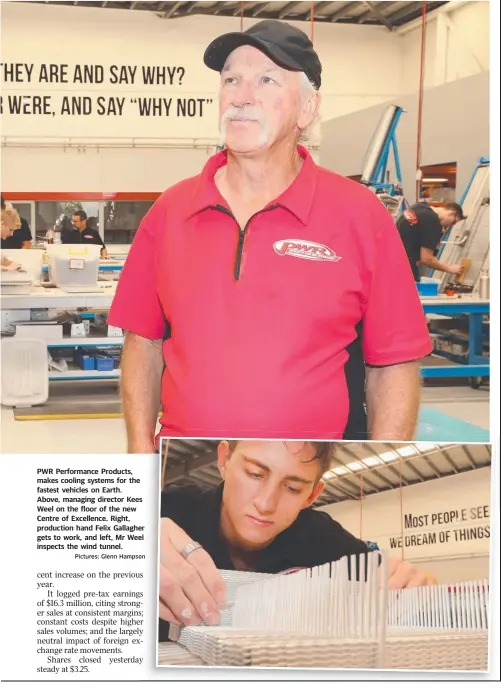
[0,384,490,454]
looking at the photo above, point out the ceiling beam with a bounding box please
[163,449,218,485]
[162,1,183,18]
[313,0,343,17]
[361,1,395,31]
[461,445,478,469]
[386,1,422,24]
[336,446,383,493]
[278,1,299,19]
[326,1,353,22]
[357,1,399,22]
[440,447,460,474]
[252,1,273,17]
[299,1,317,21]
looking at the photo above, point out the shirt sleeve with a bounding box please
[315,511,370,559]
[107,202,166,340]
[416,207,442,251]
[362,200,432,366]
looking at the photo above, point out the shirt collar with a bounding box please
[185,145,318,226]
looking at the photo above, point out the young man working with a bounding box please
[108,20,432,451]
[396,201,465,282]
[158,440,432,638]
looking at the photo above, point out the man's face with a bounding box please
[439,209,459,228]
[1,210,17,239]
[72,215,86,231]
[218,45,317,154]
[218,440,324,551]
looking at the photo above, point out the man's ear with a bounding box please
[217,441,231,480]
[303,479,325,509]
[297,90,320,132]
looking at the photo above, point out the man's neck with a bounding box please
[215,140,303,210]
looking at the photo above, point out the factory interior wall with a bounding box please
[399,0,490,92]
[0,1,490,194]
[318,467,491,584]
[0,1,402,192]
[319,70,490,204]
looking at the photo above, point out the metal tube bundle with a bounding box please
[162,552,489,671]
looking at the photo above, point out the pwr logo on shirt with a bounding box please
[273,239,342,262]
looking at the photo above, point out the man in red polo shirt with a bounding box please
[108,20,432,453]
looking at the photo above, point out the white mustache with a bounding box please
[220,106,267,126]
[218,106,269,147]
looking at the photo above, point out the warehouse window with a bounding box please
[103,200,154,244]
[35,200,100,242]
[420,162,457,206]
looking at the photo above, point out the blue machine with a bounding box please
[360,105,405,217]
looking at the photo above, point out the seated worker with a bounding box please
[0,196,32,249]
[1,205,22,269]
[61,209,108,258]
[396,201,465,282]
[158,440,434,638]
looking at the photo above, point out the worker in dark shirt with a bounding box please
[0,195,32,249]
[396,201,465,282]
[1,216,32,249]
[61,209,107,258]
[158,440,433,639]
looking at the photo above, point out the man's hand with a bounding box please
[159,518,227,627]
[448,263,464,275]
[381,557,435,589]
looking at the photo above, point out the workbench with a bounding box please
[1,284,121,383]
[420,296,489,386]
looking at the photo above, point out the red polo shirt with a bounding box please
[108,147,431,440]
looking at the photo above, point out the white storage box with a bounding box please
[46,244,100,288]
[1,338,49,407]
[15,323,63,341]
[1,249,44,285]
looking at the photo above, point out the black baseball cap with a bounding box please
[204,20,322,90]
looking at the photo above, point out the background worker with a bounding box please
[396,201,465,282]
[62,209,108,258]
[0,198,32,250]
[1,202,22,269]
[158,440,434,637]
[1,194,32,249]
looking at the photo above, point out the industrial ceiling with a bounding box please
[36,1,449,30]
[161,440,491,507]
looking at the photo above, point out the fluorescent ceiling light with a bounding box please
[323,470,335,479]
[362,456,382,467]
[417,443,437,452]
[346,461,364,471]
[397,445,418,458]
[422,177,449,183]
[333,466,348,476]
[379,451,398,463]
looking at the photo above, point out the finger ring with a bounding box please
[181,541,203,559]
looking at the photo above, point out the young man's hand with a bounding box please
[448,263,464,275]
[158,518,227,626]
[382,557,436,588]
